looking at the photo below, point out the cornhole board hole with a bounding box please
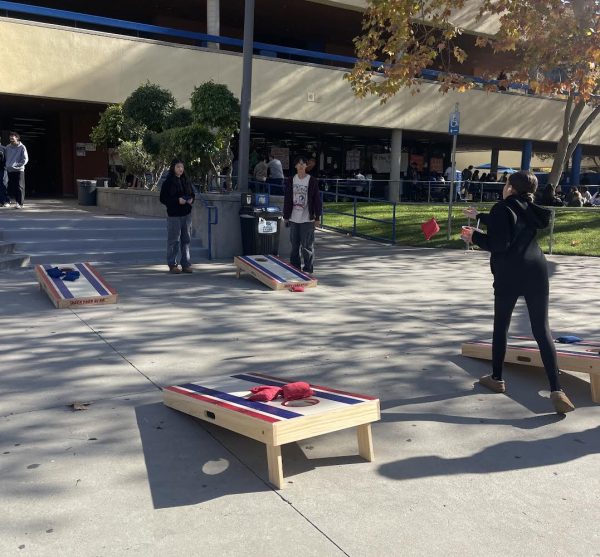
[462,337,600,402]
[234,255,317,290]
[35,263,118,309]
[163,372,380,489]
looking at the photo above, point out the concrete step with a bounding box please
[0,253,31,270]
[1,226,166,241]
[29,246,209,265]
[14,237,167,253]
[0,241,16,255]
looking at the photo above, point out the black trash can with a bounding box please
[77,179,97,206]
[239,206,282,256]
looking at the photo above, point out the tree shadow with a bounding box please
[378,425,600,481]
[135,402,367,507]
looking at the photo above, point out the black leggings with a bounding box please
[492,292,561,391]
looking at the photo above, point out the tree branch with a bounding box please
[565,104,600,161]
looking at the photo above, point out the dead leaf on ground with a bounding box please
[69,402,92,411]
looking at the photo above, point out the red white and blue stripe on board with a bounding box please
[164,372,376,423]
[37,262,116,300]
[238,255,313,282]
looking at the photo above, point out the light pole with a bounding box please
[237,0,255,192]
[447,103,460,239]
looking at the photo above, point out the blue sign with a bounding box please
[449,110,460,135]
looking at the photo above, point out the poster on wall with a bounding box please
[429,157,444,173]
[345,149,361,171]
[372,153,391,173]
[409,154,425,171]
[108,148,122,166]
[401,152,409,173]
[270,147,290,170]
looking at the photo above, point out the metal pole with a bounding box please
[447,133,457,239]
[237,0,254,192]
[548,209,556,254]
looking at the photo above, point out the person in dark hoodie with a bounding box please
[461,170,575,414]
[283,155,322,274]
[159,158,195,274]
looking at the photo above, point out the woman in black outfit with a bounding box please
[159,158,195,274]
[461,171,575,413]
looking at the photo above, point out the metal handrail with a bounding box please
[0,0,362,66]
[321,190,398,244]
[195,192,218,260]
[2,0,577,96]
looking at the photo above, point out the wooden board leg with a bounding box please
[590,375,600,403]
[266,444,284,489]
[357,423,374,462]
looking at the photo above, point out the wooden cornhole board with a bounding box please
[163,372,380,489]
[35,263,118,309]
[462,336,600,402]
[234,255,317,290]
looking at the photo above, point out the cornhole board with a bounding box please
[163,372,380,489]
[234,254,317,290]
[35,263,118,309]
[462,336,600,402]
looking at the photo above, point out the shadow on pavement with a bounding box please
[378,425,600,481]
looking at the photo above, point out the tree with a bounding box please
[347,0,600,185]
[90,104,125,148]
[122,81,176,133]
[190,81,241,188]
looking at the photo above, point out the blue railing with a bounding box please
[0,0,362,67]
[0,0,547,91]
[320,191,397,244]
[195,192,218,260]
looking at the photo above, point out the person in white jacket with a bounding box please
[3,131,28,209]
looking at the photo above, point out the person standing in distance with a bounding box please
[159,158,195,274]
[4,132,28,208]
[0,141,6,207]
[283,155,322,275]
[461,170,574,414]
[267,153,285,194]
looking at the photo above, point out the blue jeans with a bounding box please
[167,214,192,268]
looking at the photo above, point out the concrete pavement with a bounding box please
[1,201,599,556]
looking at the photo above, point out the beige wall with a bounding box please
[306,0,501,35]
[2,18,599,147]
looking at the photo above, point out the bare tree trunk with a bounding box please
[548,96,589,185]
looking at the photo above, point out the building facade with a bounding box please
[0,0,598,197]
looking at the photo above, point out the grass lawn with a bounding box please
[322,202,600,256]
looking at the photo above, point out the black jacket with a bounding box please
[472,195,551,296]
[160,174,195,217]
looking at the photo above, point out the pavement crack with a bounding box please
[70,310,163,391]
[199,424,350,556]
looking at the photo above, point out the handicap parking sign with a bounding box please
[449,110,460,135]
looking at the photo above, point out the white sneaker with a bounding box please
[15,204,23,209]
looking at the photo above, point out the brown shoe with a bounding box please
[478,374,506,393]
[182,266,193,273]
[169,266,182,274]
[550,390,575,414]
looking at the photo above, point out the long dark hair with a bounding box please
[508,170,538,202]
[168,158,192,194]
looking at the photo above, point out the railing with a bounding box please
[0,0,571,96]
[543,206,600,256]
[195,192,218,260]
[0,0,362,68]
[321,191,397,244]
